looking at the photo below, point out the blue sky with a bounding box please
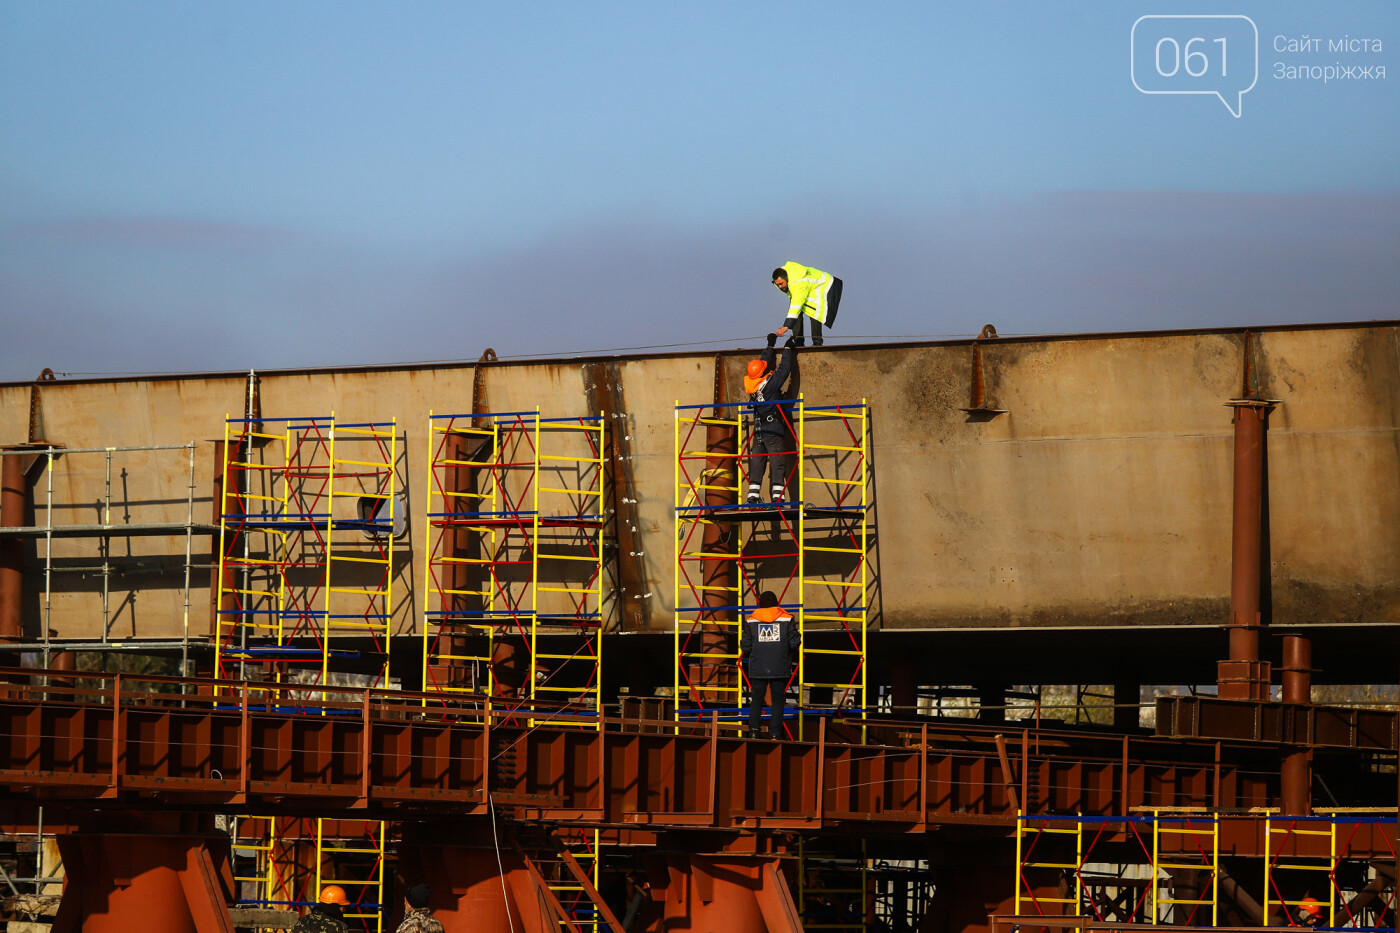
[1,1,1397,380]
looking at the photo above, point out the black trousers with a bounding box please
[788,276,842,347]
[747,430,795,499]
[790,315,822,347]
[747,678,789,737]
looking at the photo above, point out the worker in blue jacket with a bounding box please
[740,591,800,738]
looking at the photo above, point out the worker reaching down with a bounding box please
[772,261,842,347]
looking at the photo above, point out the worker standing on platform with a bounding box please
[772,262,842,347]
[291,886,350,933]
[745,332,797,505]
[741,590,800,738]
[395,883,444,933]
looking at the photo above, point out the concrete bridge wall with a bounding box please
[2,321,1396,641]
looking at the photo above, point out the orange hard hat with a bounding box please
[1299,897,1323,918]
[319,884,350,906]
[746,359,767,378]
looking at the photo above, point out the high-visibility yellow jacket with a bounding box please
[777,261,837,326]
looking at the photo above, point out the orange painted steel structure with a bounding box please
[0,669,1393,854]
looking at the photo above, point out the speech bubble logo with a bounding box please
[1132,15,1258,117]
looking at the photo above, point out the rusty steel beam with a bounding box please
[1155,695,1396,751]
[0,670,1391,858]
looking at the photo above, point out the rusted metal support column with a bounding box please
[1114,681,1140,732]
[1281,633,1313,815]
[395,843,544,933]
[1218,399,1273,701]
[978,683,1006,724]
[1281,634,1312,704]
[50,645,76,689]
[0,451,29,644]
[892,658,918,715]
[653,853,793,933]
[469,356,525,700]
[692,358,737,704]
[434,430,479,692]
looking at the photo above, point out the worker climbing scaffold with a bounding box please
[745,332,799,505]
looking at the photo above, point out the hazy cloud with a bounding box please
[3,190,1397,381]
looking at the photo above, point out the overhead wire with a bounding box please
[40,331,996,379]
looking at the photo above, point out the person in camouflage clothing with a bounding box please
[291,886,350,933]
[395,883,444,933]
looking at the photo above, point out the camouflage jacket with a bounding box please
[396,908,445,933]
[290,908,348,933]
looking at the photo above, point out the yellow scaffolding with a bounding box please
[230,815,312,916]
[796,400,870,738]
[229,816,384,932]
[800,840,870,933]
[316,818,386,933]
[539,828,604,933]
[1151,811,1218,926]
[422,409,606,727]
[324,418,397,688]
[215,415,334,684]
[531,413,607,728]
[1264,816,1340,928]
[673,399,747,721]
[1015,813,1160,928]
[215,413,397,690]
[422,410,511,697]
[1015,813,1084,925]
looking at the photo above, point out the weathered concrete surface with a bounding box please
[1,322,1396,640]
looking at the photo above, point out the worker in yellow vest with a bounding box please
[772,262,843,347]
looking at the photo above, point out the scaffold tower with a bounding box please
[230,816,386,933]
[1265,814,1399,931]
[673,395,870,736]
[214,413,397,689]
[1014,812,1229,928]
[800,840,871,933]
[422,409,606,724]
